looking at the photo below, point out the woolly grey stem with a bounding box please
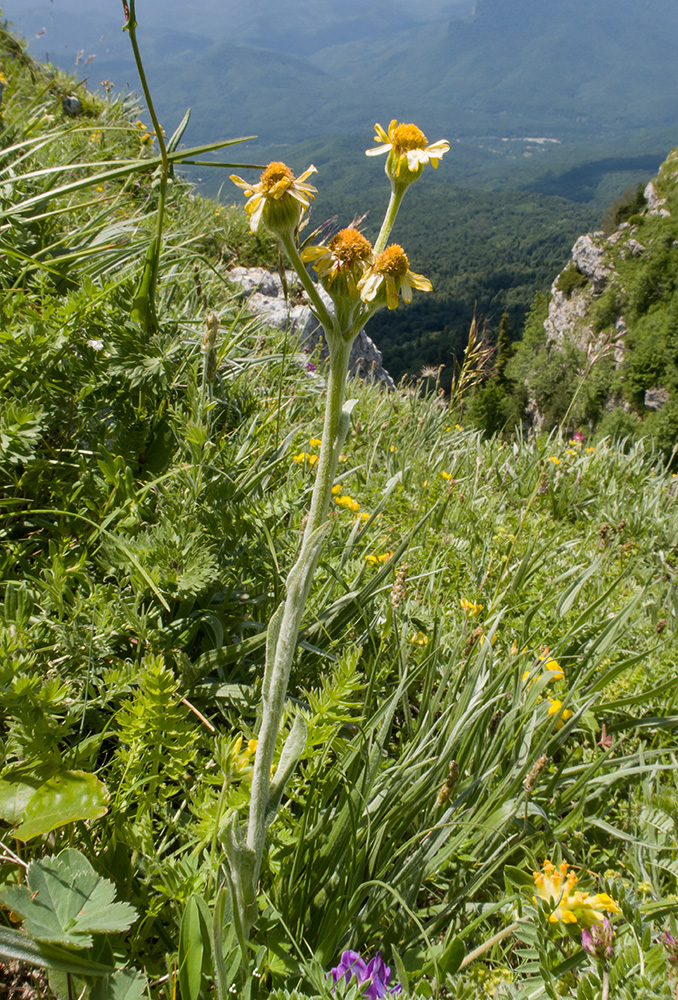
[229,332,353,940]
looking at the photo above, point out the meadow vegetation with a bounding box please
[1,17,678,1000]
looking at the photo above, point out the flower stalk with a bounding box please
[224,126,446,952]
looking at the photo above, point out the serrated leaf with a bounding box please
[13,771,109,841]
[0,849,136,947]
[0,926,114,976]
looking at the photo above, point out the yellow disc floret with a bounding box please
[231,161,317,234]
[328,228,373,267]
[259,161,296,195]
[391,123,428,152]
[373,244,410,278]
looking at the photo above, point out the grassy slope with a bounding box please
[1,27,678,997]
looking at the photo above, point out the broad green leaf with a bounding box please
[179,894,213,1000]
[13,771,109,841]
[90,970,149,1000]
[0,926,114,976]
[0,849,136,948]
[438,935,465,977]
[504,865,537,889]
[0,778,40,825]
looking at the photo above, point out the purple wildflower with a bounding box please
[582,918,615,962]
[572,430,586,443]
[659,931,678,965]
[329,950,401,999]
[305,362,317,372]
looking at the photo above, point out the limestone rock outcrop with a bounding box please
[228,266,395,390]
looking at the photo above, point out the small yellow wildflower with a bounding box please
[365,551,393,567]
[445,426,452,432]
[358,512,370,522]
[455,424,463,431]
[539,649,564,680]
[460,598,483,616]
[533,860,621,927]
[358,244,431,311]
[332,484,343,495]
[411,631,429,646]
[586,447,595,453]
[307,454,318,467]
[335,495,360,512]
[389,445,397,453]
[441,471,453,480]
[547,698,573,728]
[309,437,322,447]
[547,457,561,465]
[292,452,306,463]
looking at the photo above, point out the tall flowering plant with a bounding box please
[225,124,448,946]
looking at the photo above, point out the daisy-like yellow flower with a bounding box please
[358,244,431,311]
[366,120,449,181]
[230,161,317,234]
[301,227,373,296]
[533,860,621,927]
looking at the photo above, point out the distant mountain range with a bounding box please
[5,0,677,150]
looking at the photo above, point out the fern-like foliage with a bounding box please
[114,653,199,812]
[299,646,365,756]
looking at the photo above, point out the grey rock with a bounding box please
[228,265,395,390]
[644,387,670,411]
[620,238,645,259]
[571,234,610,293]
[644,180,670,218]
[62,95,83,117]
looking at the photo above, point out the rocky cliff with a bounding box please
[517,145,678,450]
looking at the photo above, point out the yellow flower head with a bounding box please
[547,697,573,728]
[230,161,317,235]
[533,860,621,927]
[301,227,373,295]
[460,598,483,616]
[335,495,360,512]
[358,244,431,311]
[441,471,454,480]
[539,649,564,681]
[309,437,322,447]
[366,120,449,184]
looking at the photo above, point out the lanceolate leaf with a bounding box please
[13,771,110,842]
[0,849,137,948]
